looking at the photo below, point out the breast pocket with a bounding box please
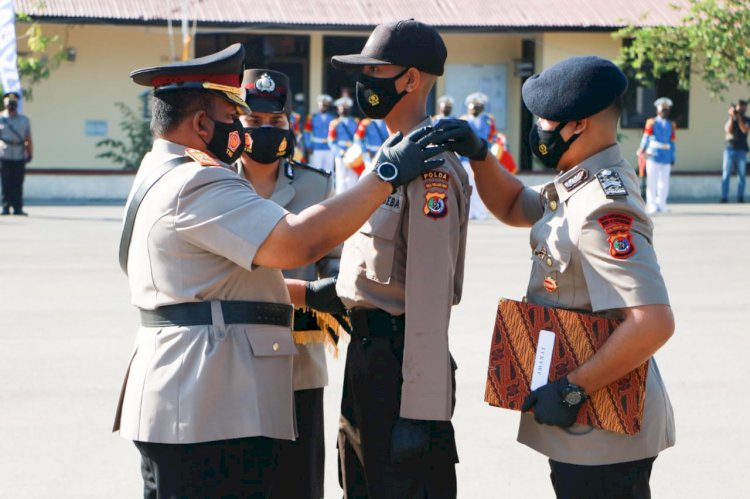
[356,206,401,284]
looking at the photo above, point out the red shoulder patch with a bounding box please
[184,148,220,167]
[597,212,636,259]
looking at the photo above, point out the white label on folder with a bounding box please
[530,330,556,390]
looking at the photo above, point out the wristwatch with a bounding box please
[560,379,587,407]
[374,161,399,185]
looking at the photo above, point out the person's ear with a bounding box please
[192,109,212,142]
[403,68,421,93]
[572,118,588,135]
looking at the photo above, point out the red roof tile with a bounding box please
[14,0,690,29]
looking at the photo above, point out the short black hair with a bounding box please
[150,89,214,136]
[739,99,748,106]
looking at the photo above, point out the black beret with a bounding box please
[522,56,628,122]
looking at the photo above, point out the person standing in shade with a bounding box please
[329,96,360,193]
[433,95,455,123]
[637,97,676,214]
[721,99,748,203]
[329,18,472,499]
[436,55,675,499]
[238,68,339,499]
[0,92,32,216]
[304,94,336,173]
[113,43,449,498]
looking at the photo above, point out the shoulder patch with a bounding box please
[290,159,331,177]
[424,191,448,219]
[184,148,220,167]
[422,170,450,191]
[562,169,589,191]
[596,169,628,197]
[598,212,636,259]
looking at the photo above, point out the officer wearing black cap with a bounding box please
[113,44,448,498]
[434,56,675,498]
[238,68,339,499]
[0,91,32,215]
[330,19,471,499]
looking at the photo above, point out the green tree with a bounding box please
[616,0,750,97]
[13,13,73,100]
[96,102,153,170]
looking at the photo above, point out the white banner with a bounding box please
[0,0,21,108]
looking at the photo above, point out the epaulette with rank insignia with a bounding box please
[288,159,331,177]
[595,168,628,197]
[185,148,220,167]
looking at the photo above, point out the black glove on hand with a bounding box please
[390,417,432,465]
[305,276,346,315]
[520,377,584,428]
[373,126,447,190]
[429,119,488,161]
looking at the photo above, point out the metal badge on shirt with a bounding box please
[596,169,628,197]
[562,169,589,191]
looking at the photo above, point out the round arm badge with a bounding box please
[597,212,636,259]
[424,191,448,218]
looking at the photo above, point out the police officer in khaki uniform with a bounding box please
[436,56,676,499]
[113,43,450,497]
[330,19,473,498]
[238,68,339,499]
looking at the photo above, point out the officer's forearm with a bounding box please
[285,279,307,308]
[469,152,529,227]
[253,174,391,269]
[567,304,674,393]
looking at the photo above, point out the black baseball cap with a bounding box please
[242,69,292,114]
[331,19,447,76]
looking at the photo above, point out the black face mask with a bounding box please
[659,109,670,118]
[205,117,245,165]
[355,68,409,119]
[6,101,17,111]
[244,126,295,164]
[528,122,581,169]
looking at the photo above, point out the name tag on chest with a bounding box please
[381,193,403,213]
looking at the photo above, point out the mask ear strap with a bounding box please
[553,121,569,132]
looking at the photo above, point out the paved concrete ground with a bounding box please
[1,203,748,498]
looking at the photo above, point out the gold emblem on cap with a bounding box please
[538,144,548,155]
[256,73,276,93]
[368,94,380,106]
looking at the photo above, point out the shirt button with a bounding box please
[549,200,558,211]
[546,257,554,267]
[272,342,280,352]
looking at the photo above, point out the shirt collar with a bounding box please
[553,144,624,203]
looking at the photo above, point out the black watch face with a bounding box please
[377,162,398,182]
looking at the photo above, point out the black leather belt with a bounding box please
[140,301,293,328]
[348,308,405,337]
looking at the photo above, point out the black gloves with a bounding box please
[373,126,446,190]
[430,119,489,161]
[305,276,345,315]
[390,417,432,465]
[521,377,585,428]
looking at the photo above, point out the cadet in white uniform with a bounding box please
[435,56,676,499]
[238,68,339,499]
[113,44,451,497]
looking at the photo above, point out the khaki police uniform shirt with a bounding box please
[240,159,340,391]
[516,144,676,465]
[337,118,471,421]
[0,111,30,161]
[114,139,297,444]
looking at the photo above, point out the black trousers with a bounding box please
[549,457,656,499]
[1,159,25,212]
[338,330,458,499]
[135,436,279,499]
[270,388,325,499]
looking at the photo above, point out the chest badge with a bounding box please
[598,212,637,259]
[563,169,589,191]
[543,276,558,292]
[424,191,448,219]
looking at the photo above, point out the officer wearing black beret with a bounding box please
[113,44,448,498]
[433,56,675,498]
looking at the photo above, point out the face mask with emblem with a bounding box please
[244,126,295,164]
[528,122,581,169]
[355,68,410,119]
[205,116,245,164]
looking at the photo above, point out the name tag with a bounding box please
[530,330,555,390]
[381,193,403,213]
